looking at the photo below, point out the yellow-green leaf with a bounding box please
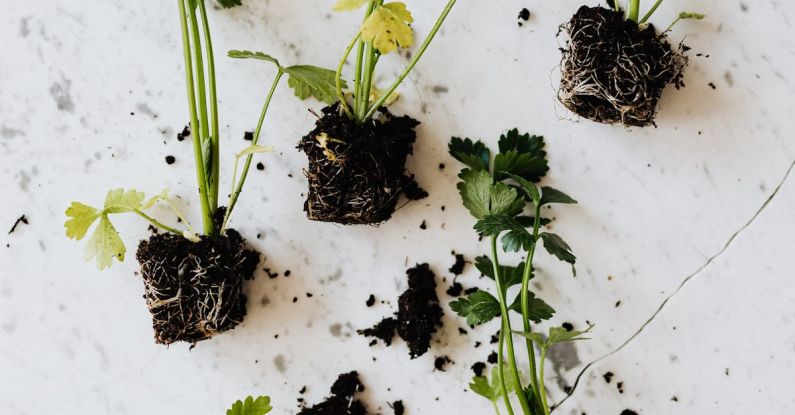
[104,188,145,213]
[333,0,369,11]
[141,189,171,210]
[65,202,100,240]
[237,144,274,158]
[361,3,414,54]
[84,215,125,270]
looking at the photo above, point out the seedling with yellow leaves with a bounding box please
[63,0,289,345]
[294,0,459,224]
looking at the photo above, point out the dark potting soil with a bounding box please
[448,252,466,275]
[472,361,486,377]
[620,410,639,415]
[297,103,423,225]
[446,282,463,297]
[558,6,688,127]
[392,400,405,415]
[299,371,368,415]
[135,218,260,345]
[358,264,443,358]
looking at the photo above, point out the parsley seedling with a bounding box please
[65,1,338,269]
[226,396,272,415]
[449,130,590,415]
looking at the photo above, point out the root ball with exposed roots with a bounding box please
[298,104,427,225]
[558,6,689,127]
[135,228,259,345]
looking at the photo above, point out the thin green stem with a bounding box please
[222,69,284,232]
[539,348,550,415]
[639,0,663,23]
[353,0,378,119]
[336,32,361,118]
[132,210,182,235]
[363,0,458,120]
[177,0,213,235]
[664,17,682,33]
[356,42,376,121]
[520,205,543,406]
[491,400,502,415]
[197,1,220,211]
[188,2,212,199]
[497,329,515,415]
[492,236,532,415]
[627,0,641,22]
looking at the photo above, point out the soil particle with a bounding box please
[403,180,429,201]
[419,220,427,230]
[558,6,689,127]
[358,264,443,358]
[177,125,190,141]
[518,8,531,26]
[298,104,422,224]
[256,162,265,171]
[603,371,614,383]
[244,131,253,141]
[446,282,463,297]
[366,294,376,307]
[165,155,175,165]
[359,317,397,346]
[434,355,452,371]
[8,215,28,234]
[392,400,405,415]
[472,361,486,377]
[562,322,574,332]
[135,217,259,345]
[487,351,498,364]
[464,287,479,296]
[620,411,638,415]
[448,252,465,275]
[299,371,368,415]
[617,381,624,394]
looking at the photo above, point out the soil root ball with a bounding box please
[558,6,688,127]
[298,104,425,225]
[135,228,259,345]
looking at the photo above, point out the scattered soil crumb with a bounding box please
[620,410,638,415]
[366,294,376,307]
[562,322,574,332]
[472,361,486,377]
[487,351,498,364]
[434,355,452,371]
[392,400,405,415]
[244,131,253,141]
[256,162,265,171]
[446,282,463,297]
[358,264,443,358]
[419,220,427,230]
[299,371,368,415]
[518,8,531,26]
[165,155,175,165]
[603,372,614,383]
[177,125,190,141]
[448,251,466,275]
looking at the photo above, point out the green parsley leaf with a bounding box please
[539,186,577,206]
[449,137,490,171]
[227,50,281,67]
[495,129,548,182]
[539,232,576,275]
[85,215,125,270]
[333,0,369,11]
[450,290,501,326]
[361,3,414,54]
[678,11,706,20]
[470,365,515,402]
[508,292,555,323]
[226,396,273,415]
[103,188,145,213]
[507,173,540,205]
[489,181,524,217]
[457,169,492,219]
[473,256,525,288]
[501,227,534,253]
[65,202,100,240]
[546,325,591,346]
[217,0,243,8]
[285,65,347,105]
[473,214,522,237]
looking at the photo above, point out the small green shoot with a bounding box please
[617,1,704,31]
[449,129,582,415]
[331,0,459,123]
[226,396,272,415]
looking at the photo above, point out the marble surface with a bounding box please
[2,0,795,414]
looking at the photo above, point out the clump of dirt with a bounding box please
[359,263,443,358]
[391,401,405,415]
[299,371,368,415]
[135,215,260,345]
[298,104,424,225]
[558,6,688,127]
[448,252,466,275]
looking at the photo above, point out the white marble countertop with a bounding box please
[2,0,795,414]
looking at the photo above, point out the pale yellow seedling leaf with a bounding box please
[104,188,145,213]
[64,202,101,240]
[369,87,400,106]
[362,2,414,54]
[237,144,274,158]
[84,215,125,270]
[333,0,368,11]
[315,133,338,162]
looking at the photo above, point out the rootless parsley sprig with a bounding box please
[449,130,591,415]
